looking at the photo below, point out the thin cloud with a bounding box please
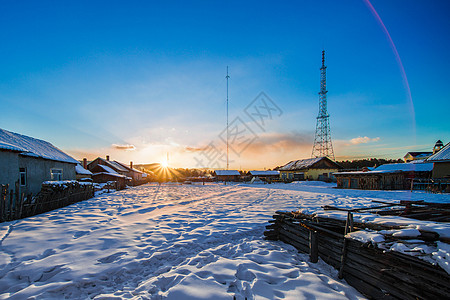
[112,144,136,151]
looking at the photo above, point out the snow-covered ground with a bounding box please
[0,182,448,299]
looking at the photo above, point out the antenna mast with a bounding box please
[226,66,230,170]
[312,50,335,160]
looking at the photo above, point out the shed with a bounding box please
[334,161,433,190]
[279,157,342,181]
[75,164,92,181]
[213,170,241,182]
[0,128,78,195]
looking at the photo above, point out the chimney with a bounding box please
[106,155,110,161]
[83,158,87,169]
[130,161,133,169]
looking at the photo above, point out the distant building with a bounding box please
[0,128,78,195]
[278,157,342,181]
[87,156,129,189]
[403,140,444,162]
[403,152,432,162]
[334,161,433,190]
[214,170,241,182]
[248,170,280,182]
[112,161,148,186]
[426,142,450,179]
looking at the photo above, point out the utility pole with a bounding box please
[312,50,335,160]
[226,66,230,170]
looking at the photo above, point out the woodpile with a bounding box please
[264,211,450,300]
[0,181,94,222]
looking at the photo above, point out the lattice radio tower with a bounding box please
[312,50,335,160]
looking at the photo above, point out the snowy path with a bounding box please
[1,182,421,299]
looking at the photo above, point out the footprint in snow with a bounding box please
[97,251,127,264]
[72,230,90,239]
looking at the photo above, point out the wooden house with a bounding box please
[334,161,433,190]
[0,128,78,195]
[112,161,148,186]
[426,142,450,179]
[278,157,342,181]
[213,170,241,182]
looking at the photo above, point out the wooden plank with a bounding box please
[309,230,318,263]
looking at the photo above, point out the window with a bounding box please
[19,168,27,186]
[51,169,63,181]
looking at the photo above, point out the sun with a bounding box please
[161,160,169,168]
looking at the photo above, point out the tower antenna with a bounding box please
[312,50,335,160]
[226,66,230,170]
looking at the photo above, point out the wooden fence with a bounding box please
[412,178,450,193]
[0,181,94,222]
[264,211,449,300]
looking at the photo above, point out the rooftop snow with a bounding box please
[113,160,145,174]
[214,170,241,176]
[427,142,450,162]
[278,157,323,171]
[0,128,79,164]
[97,164,119,174]
[249,170,280,176]
[75,164,93,175]
[374,162,433,172]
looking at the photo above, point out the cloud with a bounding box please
[348,136,380,145]
[112,144,136,151]
[185,146,208,152]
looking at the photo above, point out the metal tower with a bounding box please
[312,50,335,160]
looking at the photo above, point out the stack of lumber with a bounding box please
[264,211,450,300]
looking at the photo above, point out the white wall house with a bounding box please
[0,128,78,195]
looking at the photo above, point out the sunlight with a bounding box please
[161,160,169,168]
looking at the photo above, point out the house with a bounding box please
[278,157,342,181]
[112,161,148,186]
[89,163,128,190]
[334,161,433,190]
[403,140,444,162]
[426,142,450,179]
[248,170,280,182]
[87,156,130,176]
[75,164,92,181]
[0,128,78,195]
[213,170,241,182]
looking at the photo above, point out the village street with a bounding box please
[1,182,448,299]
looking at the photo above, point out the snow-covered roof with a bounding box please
[97,164,119,174]
[76,164,93,175]
[113,160,145,174]
[374,162,433,172]
[279,157,336,171]
[249,170,280,176]
[92,172,126,178]
[105,160,130,173]
[214,170,241,176]
[0,128,79,164]
[426,142,450,162]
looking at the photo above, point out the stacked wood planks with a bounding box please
[264,211,450,300]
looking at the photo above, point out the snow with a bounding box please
[0,128,79,164]
[427,142,450,162]
[75,164,93,175]
[249,171,280,176]
[278,157,322,171]
[214,170,241,176]
[0,182,448,299]
[97,164,119,174]
[373,161,433,172]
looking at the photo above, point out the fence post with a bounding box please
[309,230,319,263]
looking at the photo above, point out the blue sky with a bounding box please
[1,0,449,169]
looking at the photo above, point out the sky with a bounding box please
[0,0,449,170]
